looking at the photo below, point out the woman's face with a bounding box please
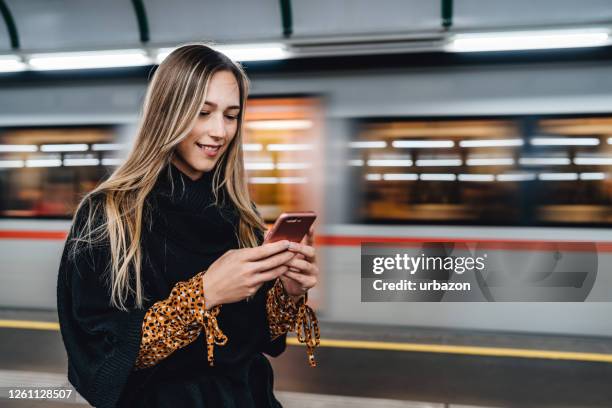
[173,70,241,180]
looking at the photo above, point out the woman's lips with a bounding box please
[196,142,221,158]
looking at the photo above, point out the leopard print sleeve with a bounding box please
[134,271,228,370]
[265,278,320,367]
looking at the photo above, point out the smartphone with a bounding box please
[264,212,317,244]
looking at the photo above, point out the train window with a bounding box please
[351,116,612,226]
[0,97,324,221]
[243,97,323,222]
[0,126,121,218]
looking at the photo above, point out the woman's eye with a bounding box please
[199,111,210,116]
[225,115,238,120]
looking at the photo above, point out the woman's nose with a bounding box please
[208,114,227,140]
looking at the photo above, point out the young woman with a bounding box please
[56,44,320,408]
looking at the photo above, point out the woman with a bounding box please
[56,44,320,408]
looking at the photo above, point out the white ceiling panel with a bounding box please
[6,0,140,51]
[145,0,283,44]
[292,0,441,37]
[454,0,612,29]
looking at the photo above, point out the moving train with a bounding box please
[1,59,612,338]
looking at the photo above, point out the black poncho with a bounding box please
[56,163,286,407]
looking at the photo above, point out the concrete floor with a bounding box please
[1,310,612,407]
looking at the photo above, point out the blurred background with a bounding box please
[1,0,612,407]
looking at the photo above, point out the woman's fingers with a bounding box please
[287,242,316,262]
[284,257,317,276]
[283,270,317,289]
[254,264,289,285]
[300,226,315,246]
[243,240,290,261]
[250,250,295,273]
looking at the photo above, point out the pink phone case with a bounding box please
[265,212,317,243]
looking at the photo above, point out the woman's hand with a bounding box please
[280,227,319,298]
[202,240,294,308]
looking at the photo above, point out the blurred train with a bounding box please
[1,60,612,338]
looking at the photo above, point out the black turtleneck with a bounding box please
[56,163,286,408]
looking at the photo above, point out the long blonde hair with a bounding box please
[69,44,266,310]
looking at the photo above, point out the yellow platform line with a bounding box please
[2,319,611,364]
[287,337,612,363]
[0,319,59,331]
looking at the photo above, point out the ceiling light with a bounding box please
[0,144,37,152]
[466,158,515,166]
[459,139,523,147]
[367,159,412,167]
[246,120,312,130]
[157,43,289,64]
[519,157,571,166]
[447,28,610,52]
[0,55,26,72]
[419,173,456,181]
[41,144,88,152]
[392,140,454,148]
[349,141,387,149]
[29,49,151,71]
[530,137,600,146]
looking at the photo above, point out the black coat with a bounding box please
[56,163,286,407]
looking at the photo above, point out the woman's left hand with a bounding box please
[281,227,319,298]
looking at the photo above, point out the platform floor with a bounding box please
[1,309,611,407]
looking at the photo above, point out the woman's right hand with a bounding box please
[201,240,294,308]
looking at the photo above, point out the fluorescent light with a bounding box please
[276,162,311,170]
[92,143,125,151]
[574,157,612,165]
[0,160,24,168]
[0,144,37,152]
[580,172,606,180]
[382,173,418,181]
[348,159,364,166]
[266,144,313,151]
[63,158,99,166]
[420,173,456,181]
[458,174,495,182]
[538,172,579,181]
[365,173,382,181]
[26,159,62,167]
[447,28,610,53]
[29,49,151,71]
[392,140,454,148]
[102,158,122,166]
[245,162,275,170]
[243,143,263,151]
[249,177,278,184]
[0,55,26,72]
[530,137,600,146]
[497,173,536,182]
[416,159,462,167]
[157,43,290,64]
[608,137,612,145]
[217,43,289,61]
[349,141,387,149]
[248,176,307,184]
[279,177,307,184]
[466,158,515,166]
[367,159,412,167]
[459,139,523,147]
[519,157,571,166]
[41,144,88,152]
[246,120,312,130]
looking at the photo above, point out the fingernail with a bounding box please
[289,242,299,250]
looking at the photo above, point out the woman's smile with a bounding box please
[195,142,222,157]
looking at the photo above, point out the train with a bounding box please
[1,57,612,338]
